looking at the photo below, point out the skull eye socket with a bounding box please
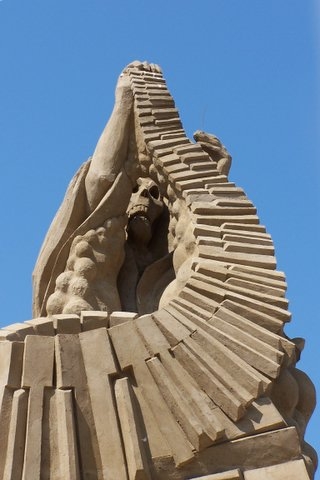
[149,185,160,200]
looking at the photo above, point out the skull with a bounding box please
[127,178,164,245]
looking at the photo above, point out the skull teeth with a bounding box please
[128,205,150,221]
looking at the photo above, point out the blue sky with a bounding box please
[0,0,319,471]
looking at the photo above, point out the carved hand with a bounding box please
[122,60,162,74]
[114,73,133,111]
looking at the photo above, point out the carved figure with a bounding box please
[32,72,136,318]
[0,61,316,480]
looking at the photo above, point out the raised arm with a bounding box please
[85,73,134,211]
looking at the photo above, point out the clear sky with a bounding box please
[0,0,319,472]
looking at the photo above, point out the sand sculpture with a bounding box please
[0,61,316,479]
